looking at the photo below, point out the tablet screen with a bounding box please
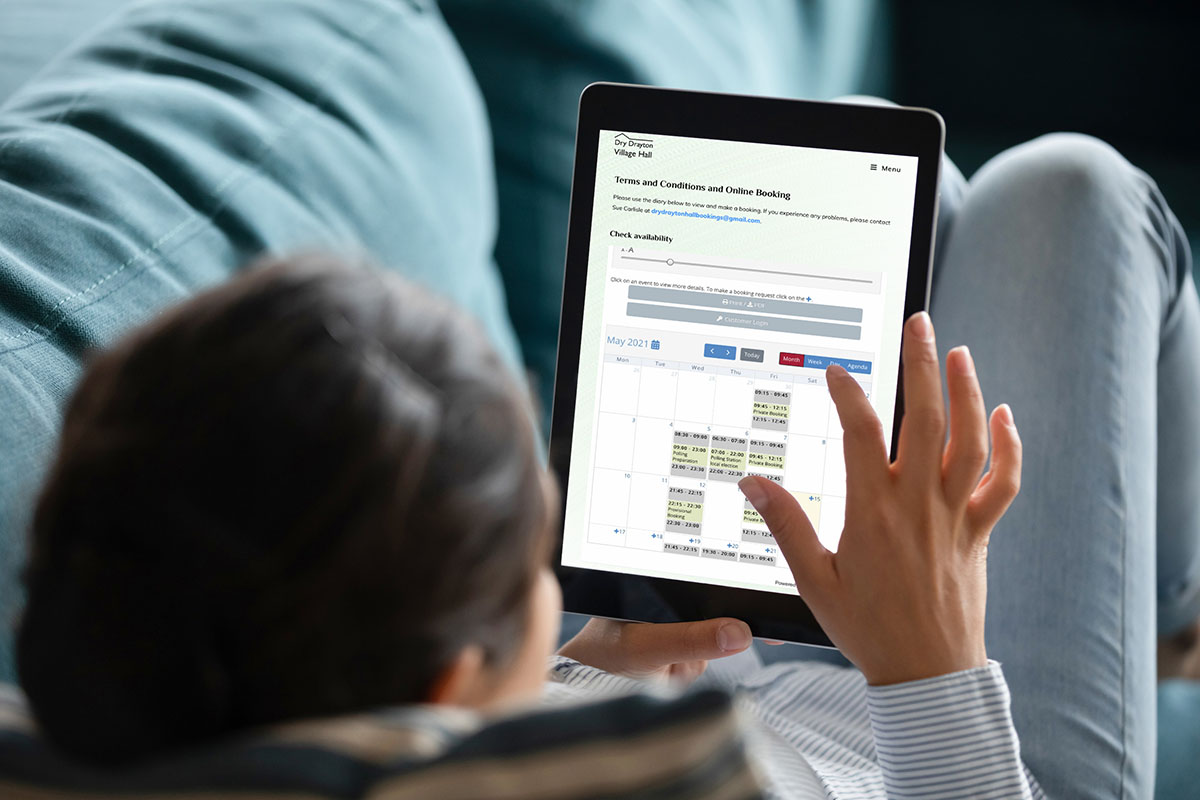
[560,129,919,596]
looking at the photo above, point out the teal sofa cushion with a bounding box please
[441,0,885,426]
[1157,679,1200,800]
[0,2,129,104]
[0,0,520,682]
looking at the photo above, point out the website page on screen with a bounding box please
[561,130,920,595]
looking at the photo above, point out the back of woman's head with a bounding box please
[18,254,551,765]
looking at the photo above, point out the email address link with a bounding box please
[649,208,763,224]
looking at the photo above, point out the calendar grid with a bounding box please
[585,351,853,577]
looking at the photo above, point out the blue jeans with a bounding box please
[933,134,1199,800]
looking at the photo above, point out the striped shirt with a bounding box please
[545,655,1045,799]
[0,659,1045,799]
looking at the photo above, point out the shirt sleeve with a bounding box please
[866,660,1045,799]
[541,656,677,706]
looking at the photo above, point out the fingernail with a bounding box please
[948,345,974,376]
[738,477,768,511]
[826,363,849,381]
[910,311,933,340]
[998,403,1014,426]
[717,621,752,652]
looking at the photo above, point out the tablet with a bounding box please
[550,83,943,646]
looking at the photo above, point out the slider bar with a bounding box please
[622,256,873,285]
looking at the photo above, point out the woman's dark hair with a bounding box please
[17,254,554,765]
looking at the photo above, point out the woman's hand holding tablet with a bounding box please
[740,312,1023,684]
[558,614,753,685]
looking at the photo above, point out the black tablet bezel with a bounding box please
[549,83,944,646]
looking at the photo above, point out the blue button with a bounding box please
[837,358,872,375]
[801,354,831,369]
[704,343,736,360]
[803,355,872,374]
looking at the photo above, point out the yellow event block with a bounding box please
[751,401,790,420]
[709,447,747,471]
[747,450,785,470]
[671,442,709,467]
[666,499,704,522]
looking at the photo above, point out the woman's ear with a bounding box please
[424,645,488,706]
[424,569,562,710]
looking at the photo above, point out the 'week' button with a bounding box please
[704,343,736,360]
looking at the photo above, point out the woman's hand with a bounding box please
[557,616,753,685]
[739,312,1022,686]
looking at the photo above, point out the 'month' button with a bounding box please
[778,352,805,367]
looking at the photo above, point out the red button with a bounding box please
[778,352,805,367]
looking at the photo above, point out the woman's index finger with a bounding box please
[826,365,889,493]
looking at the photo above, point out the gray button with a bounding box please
[740,348,764,363]
[628,284,863,323]
[626,302,861,340]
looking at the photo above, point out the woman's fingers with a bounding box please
[739,476,832,597]
[896,312,947,484]
[942,346,989,504]
[826,364,889,494]
[967,404,1022,535]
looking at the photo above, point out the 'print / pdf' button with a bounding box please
[704,343,736,360]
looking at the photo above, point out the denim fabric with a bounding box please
[441,0,884,428]
[931,134,1199,800]
[0,0,521,682]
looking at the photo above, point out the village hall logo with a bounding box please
[614,132,654,159]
